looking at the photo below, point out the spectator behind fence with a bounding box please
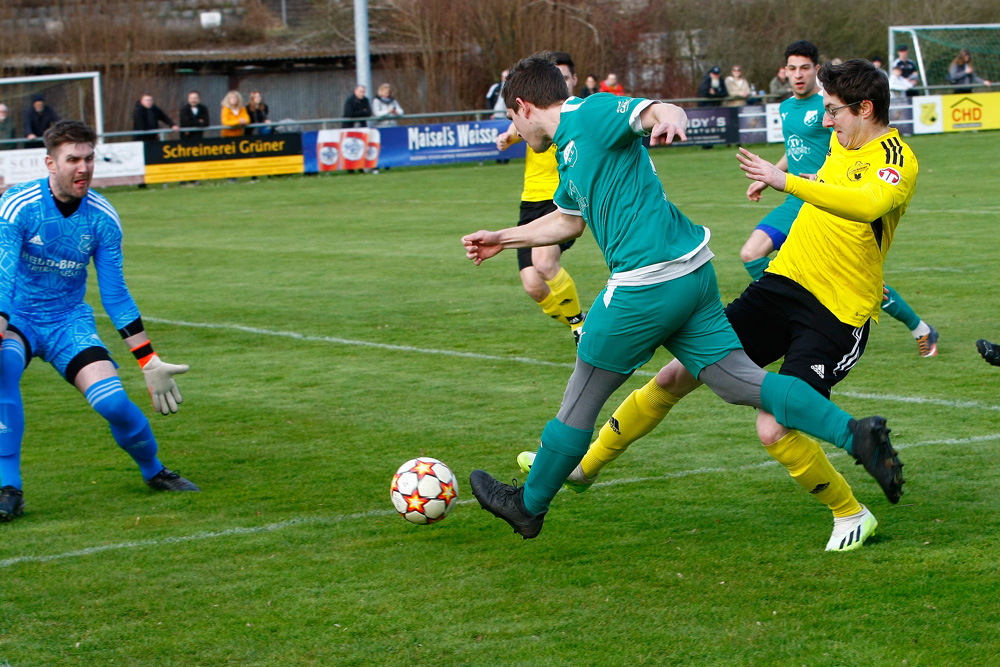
[246,91,272,135]
[133,94,178,143]
[948,48,991,94]
[888,65,914,106]
[221,91,250,137]
[697,66,726,107]
[871,55,885,72]
[23,94,59,148]
[342,85,372,128]
[487,70,507,118]
[599,73,625,95]
[891,45,919,84]
[724,65,751,106]
[769,66,793,101]
[372,83,404,127]
[0,103,15,149]
[179,91,210,140]
[579,74,599,98]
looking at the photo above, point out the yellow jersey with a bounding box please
[522,144,560,202]
[768,128,918,327]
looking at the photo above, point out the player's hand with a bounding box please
[883,283,890,302]
[142,354,189,415]
[496,130,516,151]
[649,122,687,146]
[737,147,787,192]
[746,181,768,202]
[462,231,505,265]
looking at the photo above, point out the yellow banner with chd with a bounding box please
[942,92,1000,132]
[144,135,303,183]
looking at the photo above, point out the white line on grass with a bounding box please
[138,315,1000,413]
[2,432,998,571]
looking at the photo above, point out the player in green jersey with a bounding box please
[461,53,901,540]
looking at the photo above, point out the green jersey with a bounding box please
[552,93,710,278]
[779,92,829,176]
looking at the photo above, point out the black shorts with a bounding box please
[516,199,576,271]
[724,273,870,397]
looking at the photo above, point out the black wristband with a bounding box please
[131,341,154,362]
[118,317,145,339]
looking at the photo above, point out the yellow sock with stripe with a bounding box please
[537,289,570,326]
[580,378,680,479]
[763,430,861,518]
[544,268,584,329]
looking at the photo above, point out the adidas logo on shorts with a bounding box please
[811,364,825,379]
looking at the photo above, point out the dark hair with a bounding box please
[503,52,570,111]
[951,48,972,67]
[818,58,889,126]
[784,40,819,65]
[548,51,575,76]
[43,120,96,154]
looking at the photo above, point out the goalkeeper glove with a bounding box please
[140,354,189,415]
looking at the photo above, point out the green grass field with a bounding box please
[1,131,998,666]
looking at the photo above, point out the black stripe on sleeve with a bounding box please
[117,317,145,339]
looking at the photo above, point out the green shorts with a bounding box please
[755,195,804,250]
[576,261,743,378]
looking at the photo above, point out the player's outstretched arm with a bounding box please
[640,102,688,146]
[496,122,522,152]
[747,153,788,201]
[737,147,787,191]
[462,210,585,266]
[122,325,189,415]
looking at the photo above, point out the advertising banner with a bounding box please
[680,107,740,146]
[942,92,1000,132]
[765,103,785,143]
[304,119,524,171]
[144,134,303,183]
[0,141,146,190]
[912,95,943,135]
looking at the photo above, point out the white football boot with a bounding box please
[825,505,878,552]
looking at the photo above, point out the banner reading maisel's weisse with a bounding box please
[303,119,525,172]
[144,134,303,183]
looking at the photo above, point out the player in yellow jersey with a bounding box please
[520,59,910,551]
[496,51,585,344]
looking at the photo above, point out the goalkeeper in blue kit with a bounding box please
[0,121,198,523]
[461,54,901,541]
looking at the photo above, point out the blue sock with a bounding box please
[744,256,772,282]
[85,377,163,480]
[0,339,27,489]
[760,373,854,453]
[880,284,921,331]
[522,419,594,515]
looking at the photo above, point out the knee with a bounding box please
[756,419,786,445]
[654,361,698,398]
[522,281,549,302]
[739,243,761,264]
[91,389,142,427]
[533,256,560,281]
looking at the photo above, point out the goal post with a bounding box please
[0,71,104,145]
[890,24,1000,92]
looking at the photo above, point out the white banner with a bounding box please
[2,147,47,185]
[1,142,146,190]
[765,103,784,143]
[94,142,146,179]
[912,95,943,135]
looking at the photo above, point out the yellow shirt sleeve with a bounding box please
[784,169,912,223]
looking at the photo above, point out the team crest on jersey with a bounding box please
[78,234,94,254]
[877,167,901,185]
[804,110,819,125]
[846,161,870,181]
[617,98,632,114]
[561,140,578,167]
[567,180,589,220]
[786,135,810,159]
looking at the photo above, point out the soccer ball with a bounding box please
[390,457,459,525]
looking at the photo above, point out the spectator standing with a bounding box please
[23,94,59,148]
[220,91,250,137]
[579,74,599,98]
[0,103,15,149]
[724,65,751,106]
[133,94,178,143]
[697,66,726,107]
[598,73,625,95]
[769,66,793,101]
[342,85,372,129]
[888,65,914,105]
[372,83,404,127]
[947,48,991,94]
[891,45,919,85]
[871,55,886,72]
[179,91,210,140]
[245,91,271,135]
[487,70,508,118]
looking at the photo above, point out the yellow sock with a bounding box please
[764,431,862,518]
[537,289,569,326]
[580,378,680,478]
[544,268,583,329]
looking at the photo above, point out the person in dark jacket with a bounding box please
[342,85,372,128]
[245,90,271,135]
[23,94,59,148]
[179,91,210,140]
[133,94,178,143]
[697,67,727,107]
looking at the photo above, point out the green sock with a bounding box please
[880,284,921,330]
[522,419,593,515]
[760,373,854,453]
[744,256,772,282]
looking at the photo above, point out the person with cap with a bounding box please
[23,94,59,148]
[891,45,920,85]
[697,66,727,107]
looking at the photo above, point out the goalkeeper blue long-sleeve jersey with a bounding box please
[0,178,141,329]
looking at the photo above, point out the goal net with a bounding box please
[890,24,1000,91]
[0,71,103,148]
